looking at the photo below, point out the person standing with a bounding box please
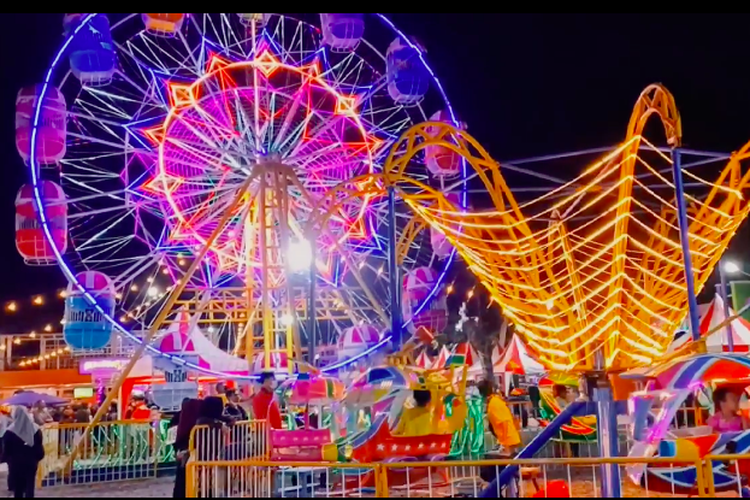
[478,380,521,454]
[215,382,229,407]
[172,399,201,498]
[2,407,44,498]
[251,372,282,429]
[224,390,248,421]
[31,402,51,427]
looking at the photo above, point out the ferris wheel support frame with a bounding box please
[387,187,403,347]
[62,174,256,477]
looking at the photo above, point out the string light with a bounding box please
[32,295,44,306]
[5,302,17,313]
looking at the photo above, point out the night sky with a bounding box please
[1,13,749,336]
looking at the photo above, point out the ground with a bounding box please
[0,472,174,498]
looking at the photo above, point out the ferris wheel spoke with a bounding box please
[32,13,457,374]
[79,236,134,264]
[66,131,148,156]
[75,209,136,251]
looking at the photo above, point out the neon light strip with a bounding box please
[33,14,460,380]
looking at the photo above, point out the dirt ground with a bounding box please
[0,472,174,498]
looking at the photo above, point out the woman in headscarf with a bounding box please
[172,398,202,498]
[2,406,44,498]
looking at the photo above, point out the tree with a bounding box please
[443,292,511,384]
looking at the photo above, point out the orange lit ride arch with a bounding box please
[314,83,750,373]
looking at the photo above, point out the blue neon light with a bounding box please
[31,13,462,380]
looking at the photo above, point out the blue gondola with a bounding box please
[386,38,429,106]
[320,14,365,52]
[63,271,116,350]
[65,14,116,87]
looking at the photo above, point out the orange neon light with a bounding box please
[379,84,750,372]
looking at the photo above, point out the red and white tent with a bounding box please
[432,345,451,369]
[492,334,545,375]
[414,350,432,369]
[671,293,750,353]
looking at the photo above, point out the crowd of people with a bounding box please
[0,371,538,498]
[170,372,281,498]
[27,401,120,427]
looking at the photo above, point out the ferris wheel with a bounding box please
[15,13,467,377]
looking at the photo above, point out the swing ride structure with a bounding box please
[18,12,750,497]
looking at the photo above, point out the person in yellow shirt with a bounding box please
[478,380,521,454]
[394,389,434,437]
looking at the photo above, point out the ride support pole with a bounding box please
[672,147,701,341]
[387,187,402,348]
[719,261,735,351]
[63,175,256,476]
[307,229,317,366]
[592,351,621,498]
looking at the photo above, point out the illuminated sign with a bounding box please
[79,358,128,375]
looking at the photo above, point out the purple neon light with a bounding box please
[375,13,466,329]
[32,13,463,379]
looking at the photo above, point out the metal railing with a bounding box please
[184,455,709,498]
[188,419,268,462]
[38,419,174,487]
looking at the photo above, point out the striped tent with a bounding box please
[414,350,432,369]
[492,334,545,375]
[670,294,750,353]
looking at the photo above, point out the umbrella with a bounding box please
[0,391,67,407]
[279,374,345,405]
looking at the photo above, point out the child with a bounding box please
[707,387,748,433]
[394,389,433,437]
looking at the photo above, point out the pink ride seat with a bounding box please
[270,429,332,461]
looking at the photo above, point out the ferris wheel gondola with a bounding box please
[18,13,468,377]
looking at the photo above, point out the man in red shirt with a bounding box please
[251,372,283,429]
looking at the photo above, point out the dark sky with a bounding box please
[1,13,749,334]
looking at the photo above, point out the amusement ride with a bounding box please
[13,12,750,498]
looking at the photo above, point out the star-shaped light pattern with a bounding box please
[55,14,457,372]
[137,48,385,282]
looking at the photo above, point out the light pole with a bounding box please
[720,260,750,352]
[672,148,702,343]
[288,238,316,365]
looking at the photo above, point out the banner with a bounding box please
[731,280,750,323]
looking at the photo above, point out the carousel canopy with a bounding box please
[622,353,750,391]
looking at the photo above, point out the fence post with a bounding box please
[375,463,389,498]
[185,461,195,498]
